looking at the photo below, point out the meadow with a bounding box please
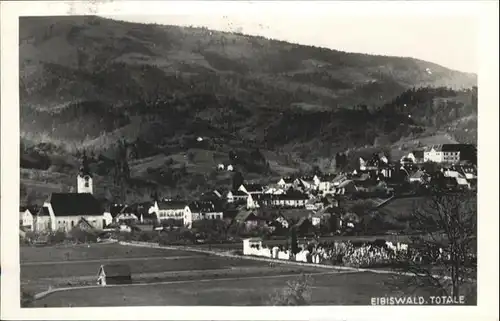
[21,242,443,307]
[32,271,430,306]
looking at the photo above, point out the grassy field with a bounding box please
[21,243,294,294]
[377,196,425,218]
[21,253,271,280]
[33,271,431,307]
[22,242,448,306]
[20,243,200,263]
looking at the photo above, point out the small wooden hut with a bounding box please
[97,264,132,286]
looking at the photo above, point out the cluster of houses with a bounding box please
[20,144,477,236]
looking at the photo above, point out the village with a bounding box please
[20,143,477,243]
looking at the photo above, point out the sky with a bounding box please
[103,13,478,74]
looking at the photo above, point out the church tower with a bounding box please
[77,152,93,194]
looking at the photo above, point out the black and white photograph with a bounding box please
[1,0,499,320]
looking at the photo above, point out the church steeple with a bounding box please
[79,152,92,177]
[77,152,93,194]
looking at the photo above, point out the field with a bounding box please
[33,271,416,306]
[22,242,435,307]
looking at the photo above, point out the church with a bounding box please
[34,154,105,233]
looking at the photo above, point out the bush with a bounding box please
[48,230,67,244]
[158,229,195,245]
[21,290,34,307]
[137,231,158,242]
[69,228,98,243]
[268,274,312,306]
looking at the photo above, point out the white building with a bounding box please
[77,154,93,194]
[148,200,187,222]
[184,201,223,228]
[36,193,105,232]
[19,207,35,231]
[424,145,460,164]
[34,155,104,233]
[277,177,294,189]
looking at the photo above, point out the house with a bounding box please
[425,144,476,164]
[234,210,264,229]
[424,144,461,164]
[184,201,223,228]
[332,174,348,187]
[379,153,390,165]
[217,163,225,170]
[277,176,295,189]
[359,156,378,171]
[76,217,100,233]
[138,212,158,225]
[226,190,249,203]
[455,177,471,189]
[213,189,223,199]
[314,174,336,193]
[149,200,187,222]
[379,166,395,178]
[315,205,344,226]
[443,169,466,179]
[110,204,139,224]
[321,194,340,208]
[19,206,36,230]
[258,192,309,208]
[131,202,156,224]
[246,194,261,209]
[274,214,290,229]
[243,238,263,255]
[238,183,264,195]
[401,150,424,164]
[310,209,338,227]
[35,193,104,233]
[103,212,113,227]
[264,185,286,195]
[273,209,312,228]
[97,264,132,286]
[461,165,477,180]
[305,199,323,211]
[333,180,358,195]
[227,164,234,172]
[292,176,316,191]
[299,176,317,190]
[409,170,431,184]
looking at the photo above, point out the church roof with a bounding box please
[47,193,103,217]
[157,200,188,210]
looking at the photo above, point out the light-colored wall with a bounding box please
[77,175,93,194]
[184,206,223,229]
[34,216,51,232]
[424,150,460,163]
[20,210,34,229]
[103,212,113,226]
[36,202,104,232]
[158,209,184,220]
[183,206,193,228]
[53,215,104,232]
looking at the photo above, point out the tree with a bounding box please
[232,171,244,190]
[113,139,130,203]
[395,189,477,303]
[289,227,299,255]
